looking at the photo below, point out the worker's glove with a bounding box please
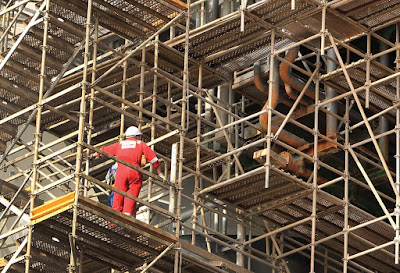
[159,173,166,181]
[88,153,98,161]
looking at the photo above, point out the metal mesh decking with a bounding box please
[203,166,399,273]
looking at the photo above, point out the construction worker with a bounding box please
[99,126,161,217]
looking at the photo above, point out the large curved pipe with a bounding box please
[254,59,307,148]
[254,58,329,181]
[284,84,313,106]
[281,48,359,125]
[280,47,316,101]
[254,60,269,94]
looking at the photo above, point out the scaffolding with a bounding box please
[1,0,400,272]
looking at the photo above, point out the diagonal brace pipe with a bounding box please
[140,243,175,273]
[274,64,320,139]
[0,32,89,166]
[328,33,400,203]
[348,146,396,229]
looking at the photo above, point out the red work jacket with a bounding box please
[100,137,160,171]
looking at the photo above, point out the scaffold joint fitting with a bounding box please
[34,132,42,138]
[39,44,49,51]
[81,81,90,87]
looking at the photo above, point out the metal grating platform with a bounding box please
[202,166,400,273]
[52,0,186,41]
[41,41,226,138]
[331,0,400,30]
[29,195,178,272]
[167,0,313,76]
[324,60,396,121]
[2,195,237,273]
[164,0,400,116]
[0,0,187,150]
[0,179,32,210]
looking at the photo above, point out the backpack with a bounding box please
[106,163,117,207]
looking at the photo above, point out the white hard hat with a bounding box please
[125,126,142,137]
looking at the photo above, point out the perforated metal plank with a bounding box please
[1,195,239,273]
[0,3,85,146]
[0,0,187,149]
[41,42,224,138]
[21,195,177,272]
[283,204,397,273]
[332,0,400,30]
[284,1,400,44]
[167,0,316,76]
[325,61,397,120]
[203,166,399,273]
[52,0,186,42]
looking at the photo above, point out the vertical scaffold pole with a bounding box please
[311,8,326,271]
[320,1,326,56]
[25,0,50,271]
[310,53,320,273]
[174,2,190,272]
[366,31,371,109]
[120,38,129,140]
[148,35,159,222]
[265,28,275,188]
[138,47,145,131]
[0,2,5,51]
[84,14,99,197]
[395,22,400,265]
[343,97,350,272]
[192,63,203,245]
[200,0,204,26]
[70,0,92,271]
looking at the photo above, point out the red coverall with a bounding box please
[100,137,160,215]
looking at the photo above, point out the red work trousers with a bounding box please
[112,165,142,215]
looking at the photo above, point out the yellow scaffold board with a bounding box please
[31,192,75,222]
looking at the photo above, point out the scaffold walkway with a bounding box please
[0,191,251,273]
[200,166,398,273]
[2,0,400,272]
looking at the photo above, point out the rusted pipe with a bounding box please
[285,84,313,106]
[254,60,269,94]
[254,57,329,182]
[270,123,308,148]
[280,47,316,100]
[254,59,307,148]
[280,151,328,183]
